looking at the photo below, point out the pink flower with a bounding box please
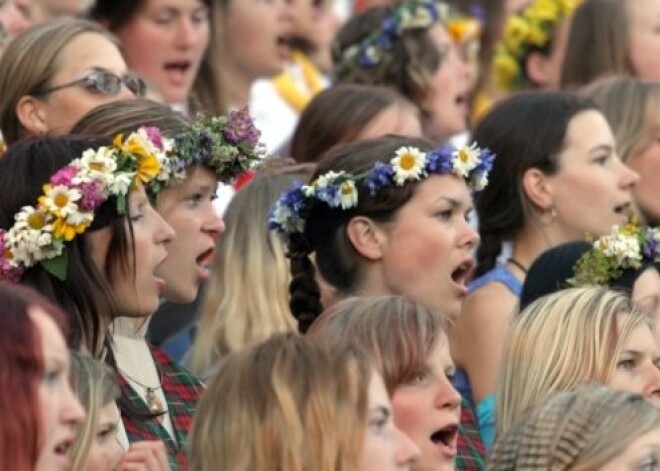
[142,126,165,151]
[50,165,78,186]
[78,181,105,211]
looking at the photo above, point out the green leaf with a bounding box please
[116,194,127,215]
[41,251,69,281]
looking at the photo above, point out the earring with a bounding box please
[539,206,557,226]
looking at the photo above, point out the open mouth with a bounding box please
[164,61,191,73]
[54,438,73,456]
[614,202,632,220]
[196,247,215,268]
[451,259,474,286]
[276,34,292,58]
[430,424,459,452]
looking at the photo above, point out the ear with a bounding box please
[525,51,551,89]
[522,167,554,211]
[16,95,49,136]
[345,216,386,261]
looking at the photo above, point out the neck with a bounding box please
[217,57,254,111]
[510,222,560,273]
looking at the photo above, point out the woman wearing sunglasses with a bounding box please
[0,19,146,146]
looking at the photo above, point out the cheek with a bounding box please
[391,392,424,435]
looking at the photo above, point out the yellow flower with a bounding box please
[136,154,161,184]
[527,23,549,47]
[526,0,560,22]
[492,51,519,91]
[51,216,91,241]
[503,15,530,52]
[446,18,480,43]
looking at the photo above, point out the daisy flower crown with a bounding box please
[492,0,582,92]
[268,142,495,236]
[152,107,265,194]
[0,127,171,283]
[336,0,448,74]
[568,221,660,287]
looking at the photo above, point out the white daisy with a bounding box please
[391,146,427,185]
[339,180,359,209]
[39,185,81,218]
[107,172,133,196]
[76,147,117,186]
[452,143,481,178]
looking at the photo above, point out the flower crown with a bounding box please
[152,107,265,194]
[0,128,170,282]
[336,0,448,74]
[268,143,495,236]
[492,0,582,92]
[568,221,660,287]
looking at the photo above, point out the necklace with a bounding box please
[507,257,529,274]
[117,365,166,416]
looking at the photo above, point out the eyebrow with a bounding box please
[588,144,614,154]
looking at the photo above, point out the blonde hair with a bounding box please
[189,332,372,471]
[0,19,117,144]
[308,295,448,394]
[496,287,649,437]
[580,76,660,163]
[69,350,119,471]
[188,164,314,376]
[490,383,660,470]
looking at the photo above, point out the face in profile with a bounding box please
[390,336,461,471]
[600,427,660,470]
[32,306,85,471]
[545,110,639,242]
[85,402,123,471]
[627,116,660,224]
[375,174,479,319]
[88,185,174,318]
[154,166,224,303]
[362,371,420,470]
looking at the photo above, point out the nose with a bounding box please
[616,158,639,191]
[154,210,176,245]
[175,16,205,49]
[63,382,86,426]
[434,376,462,411]
[644,364,660,408]
[202,206,225,238]
[459,217,480,251]
[394,425,420,469]
[278,0,295,26]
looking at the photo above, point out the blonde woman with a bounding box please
[496,287,660,437]
[581,77,660,225]
[70,350,170,471]
[188,332,419,470]
[187,165,313,377]
[490,383,660,470]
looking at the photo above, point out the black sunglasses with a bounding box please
[37,71,147,98]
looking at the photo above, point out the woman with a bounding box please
[490,384,660,470]
[561,0,660,89]
[451,92,639,448]
[0,283,85,471]
[70,350,170,471]
[189,332,419,470]
[581,77,660,225]
[291,84,422,164]
[269,135,494,468]
[0,19,145,145]
[497,287,660,438]
[332,0,471,144]
[309,296,466,471]
[90,0,210,110]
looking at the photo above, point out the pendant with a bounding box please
[146,388,165,416]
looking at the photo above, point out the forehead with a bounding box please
[411,173,473,206]
[562,110,614,153]
[29,306,67,360]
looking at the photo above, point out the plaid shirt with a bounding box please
[456,397,487,470]
[116,347,204,471]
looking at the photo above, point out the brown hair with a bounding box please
[0,19,117,144]
[291,84,419,164]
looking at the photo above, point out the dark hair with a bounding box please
[71,99,188,137]
[287,135,434,332]
[90,0,212,31]
[0,283,69,470]
[0,136,135,354]
[291,84,418,164]
[332,6,442,111]
[471,92,596,277]
[559,0,631,90]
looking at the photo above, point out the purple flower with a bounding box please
[426,146,454,173]
[50,165,78,186]
[280,182,307,213]
[364,162,395,196]
[223,107,261,147]
[142,126,165,151]
[78,181,105,211]
[473,148,495,175]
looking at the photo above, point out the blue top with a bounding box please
[454,264,522,451]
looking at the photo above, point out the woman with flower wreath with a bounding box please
[269,134,494,469]
[332,0,472,145]
[0,127,212,469]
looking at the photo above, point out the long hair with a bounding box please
[496,287,648,437]
[70,350,120,471]
[188,165,313,376]
[0,136,135,354]
[189,332,372,471]
[0,19,117,144]
[490,383,660,470]
[291,84,419,164]
[471,92,596,277]
[308,295,448,394]
[0,283,69,471]
[286,135,435,332]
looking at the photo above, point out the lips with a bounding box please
[451,258,474,289]
[53,436,74,467]
[430,423,459,457]
[163,60,193,86]
[614,201,632,222]
[276,34,292,60]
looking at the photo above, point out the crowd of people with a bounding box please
[1,0,660,469]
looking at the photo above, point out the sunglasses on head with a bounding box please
[37,70,147,98]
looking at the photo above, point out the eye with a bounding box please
[42,369,60,386]
[617,358,635,371]
[593,154,609,166]
[369,416,388,435]
[437,209,453,221]
[638,453,660,471]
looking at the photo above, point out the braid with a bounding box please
[475,231,503,278]
[287,234,323,333]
